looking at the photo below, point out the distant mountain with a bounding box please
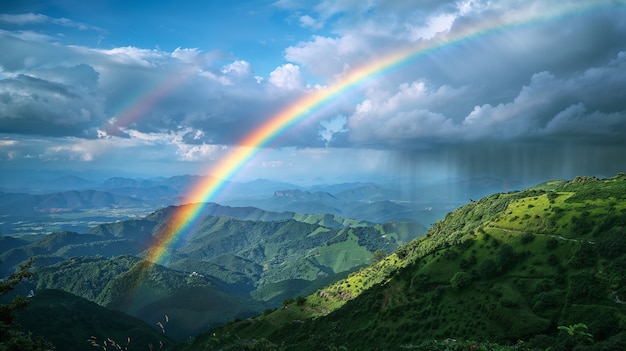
[0,234,28,250]
[14,289,175,351]
[0,172,97,193]
[1,202,425,340]
[0,189,145,215]
[101,176,161,189]
[194,174,626,351]
[2,173,518,237]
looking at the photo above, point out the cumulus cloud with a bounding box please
[269,63,305,90]
[346,51,626,148]
[285,34,367,78]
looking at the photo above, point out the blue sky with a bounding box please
[1,0,626,186]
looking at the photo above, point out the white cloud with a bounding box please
[406,13,456,40]
[172,47,201,63]
[269,63,305,90]
[222,60,252,76]
[0,29,57,42]
[97,46,165,67]
[284,34,366,78]
[299,15,323,30]
[178,143,223,161]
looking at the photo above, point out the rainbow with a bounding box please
[103,66,193,135]
[141,1,617,267]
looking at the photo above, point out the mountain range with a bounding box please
[184,174,626,351]
[0,173,520,237]
[4,174,623,350]
[1,202,425,341]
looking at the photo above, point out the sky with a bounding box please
[1,0,625,186]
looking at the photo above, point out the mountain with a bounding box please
[3,173,515,237]
[191,174,626,351]
[0,189,145,215]
[14,289,175,351]
[1,202,424,341]
[0,172,97,193]
[30,255,258,341]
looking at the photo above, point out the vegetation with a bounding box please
[3,174,626,350]
[0,259,54,351]
[190,174,626,351]
[16,289,174,351]
[1,204,419,342]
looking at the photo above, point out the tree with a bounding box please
[295,296,306,306]
[450,271,472,290]
[558,323,594,344]
[478,258,498,278]
[370,249,385,265]
[496,244,517,273]
[0,259,55,350]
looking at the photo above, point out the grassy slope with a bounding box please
[191,174,626,351]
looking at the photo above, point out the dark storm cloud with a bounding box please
[0,65,105,137]
[346,51,626,147]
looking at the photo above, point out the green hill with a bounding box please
[1,203,423,341]
[192,174,626,351]
[14,289,174,351]
[32,255,259,341]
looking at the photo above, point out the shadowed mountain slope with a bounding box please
[191,174,626,351]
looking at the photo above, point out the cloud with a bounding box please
[542,104,626,138]
[345,50,626,148]
[299,15,323,30]
[0,13,103,32]
[0,64,106,137]
[405,13,456,40]
[285,34,368,78]
[269,63,305,90]
[1,1,625,182]
[318,115,347,146]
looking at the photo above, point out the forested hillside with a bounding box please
[1,203,422,341]
[192,174,626,351]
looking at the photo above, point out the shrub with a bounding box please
[478,258,499,279]
[450,271,472,290]
[546,238,559,250]
[520,232,535,244]
[568,242,597,268]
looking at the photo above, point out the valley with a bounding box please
[2,174,625,350]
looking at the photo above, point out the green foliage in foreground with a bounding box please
[0,259,54,351]
[189,174,626,351]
